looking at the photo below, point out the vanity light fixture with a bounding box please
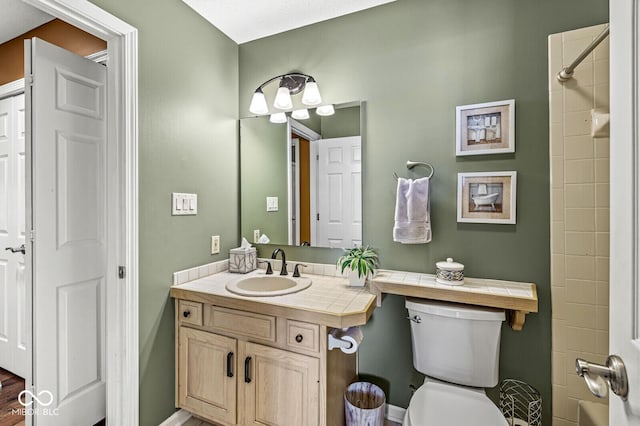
[269,112,287,124]
[316,104,335,116]
[249,72,333,119]
[291,109,310,120]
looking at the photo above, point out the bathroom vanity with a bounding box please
[170,268,376,426]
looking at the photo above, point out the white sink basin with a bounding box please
[226,275,312,297]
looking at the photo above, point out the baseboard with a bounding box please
[161,406,406,425]
[158,409,192,426]
[386,403,407,423]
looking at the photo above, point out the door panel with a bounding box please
[316,136,362,248]
[610,0,640,423]
[0,93,27,378]
[27,37,107,425]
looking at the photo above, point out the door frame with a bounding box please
[287,119,320,246]
[21,0,139,424]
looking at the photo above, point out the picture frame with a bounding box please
[457,171,517,224]
[455,99,515,156]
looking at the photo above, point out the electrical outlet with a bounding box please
[211,235,220,254]
[253,229,260,243]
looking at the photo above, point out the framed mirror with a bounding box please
[240,102,363,248]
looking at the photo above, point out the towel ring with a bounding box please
[393,161,435,181]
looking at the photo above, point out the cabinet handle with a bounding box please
[226,352,234,378]
[295,334,304,343]
[183,310,191,318]
[244,356,252,383]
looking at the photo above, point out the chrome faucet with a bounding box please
[271,248,288,275]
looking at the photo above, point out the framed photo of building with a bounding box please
[457,171,517,224]
[456,99,515,156]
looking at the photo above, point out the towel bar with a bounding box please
[393,161,434,180]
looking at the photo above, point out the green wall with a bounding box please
[239,0,608,424]
[88,1,239,424]
[240,116,289,244]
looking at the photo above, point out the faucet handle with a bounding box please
[293,263,308,277]
[258,260,273,275]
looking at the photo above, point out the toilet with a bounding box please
[403,298,508,426]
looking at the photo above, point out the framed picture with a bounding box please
[457,171,517,224]
[456,99,515,156]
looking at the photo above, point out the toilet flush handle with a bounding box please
[407,315,421,323]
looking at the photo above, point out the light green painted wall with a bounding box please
[239,0,608,424]
[321,105,360,139]
[88,1,239,425]
[240,116,289,244]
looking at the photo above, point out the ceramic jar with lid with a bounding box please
[435,257,465,286]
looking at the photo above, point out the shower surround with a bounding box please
[549,23,610,426]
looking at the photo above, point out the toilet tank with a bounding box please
[405,298,505,387]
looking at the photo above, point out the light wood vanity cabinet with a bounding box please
[175,299,356,426]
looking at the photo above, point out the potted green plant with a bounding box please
[336,246,380,287]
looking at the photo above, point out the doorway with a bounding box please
[0,0,138,424]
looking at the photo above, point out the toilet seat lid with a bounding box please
[407,381,508,426]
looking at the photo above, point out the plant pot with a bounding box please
[348,269,367,287]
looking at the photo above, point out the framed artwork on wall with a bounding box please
[455,99,515,156]
[457,171,517,224]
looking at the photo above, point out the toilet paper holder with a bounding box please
[328,327,363,354]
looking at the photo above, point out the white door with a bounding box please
[610,0,640,423]
[26,37,107,425]
[0,93,27,378]
[314,136,362,248]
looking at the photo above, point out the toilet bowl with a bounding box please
[403,298,507,426]
[403,379,508,426]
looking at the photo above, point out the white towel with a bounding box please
[393,177,432,244]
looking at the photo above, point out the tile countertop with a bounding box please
[170,269,377,329]
[370,270,538,331]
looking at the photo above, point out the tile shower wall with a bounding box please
[549,24,609,426]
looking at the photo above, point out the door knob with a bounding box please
[4,244,25,255]
[576,355,628,400]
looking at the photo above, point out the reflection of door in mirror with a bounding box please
[311,136,362,248]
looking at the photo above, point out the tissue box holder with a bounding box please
[229,247,257,273]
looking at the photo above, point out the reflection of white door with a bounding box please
[314,136,362,248]
[27,38,107,425]
[610,1,640,423]
[0,93,27,378]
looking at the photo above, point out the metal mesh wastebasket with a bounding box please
[499,379,542,426]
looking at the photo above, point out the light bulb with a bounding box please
[273,86,293,110]
[249,89,268,115]
[301,79,322,106]
[269,112,287,123]
[292,109,310,120]
[316,104,335,116]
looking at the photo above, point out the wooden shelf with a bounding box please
[369,270,538,331]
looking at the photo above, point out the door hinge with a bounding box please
[27,74,34,86]
[29,230,35,242]
[118,266,126,279]
[317,213,320,221]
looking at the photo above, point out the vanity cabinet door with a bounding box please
[179,327,237,425]
[239,341,319,426]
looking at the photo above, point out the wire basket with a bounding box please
[499,379,542,426]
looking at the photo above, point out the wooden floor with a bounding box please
[0,368,25,426]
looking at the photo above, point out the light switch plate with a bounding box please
[266,196,278,212]
[253,229,260,243]
[211,235,220,254]
[172,193,197,215]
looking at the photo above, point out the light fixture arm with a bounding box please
[254,72,315,95]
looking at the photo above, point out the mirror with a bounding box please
[240,102,362,248]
